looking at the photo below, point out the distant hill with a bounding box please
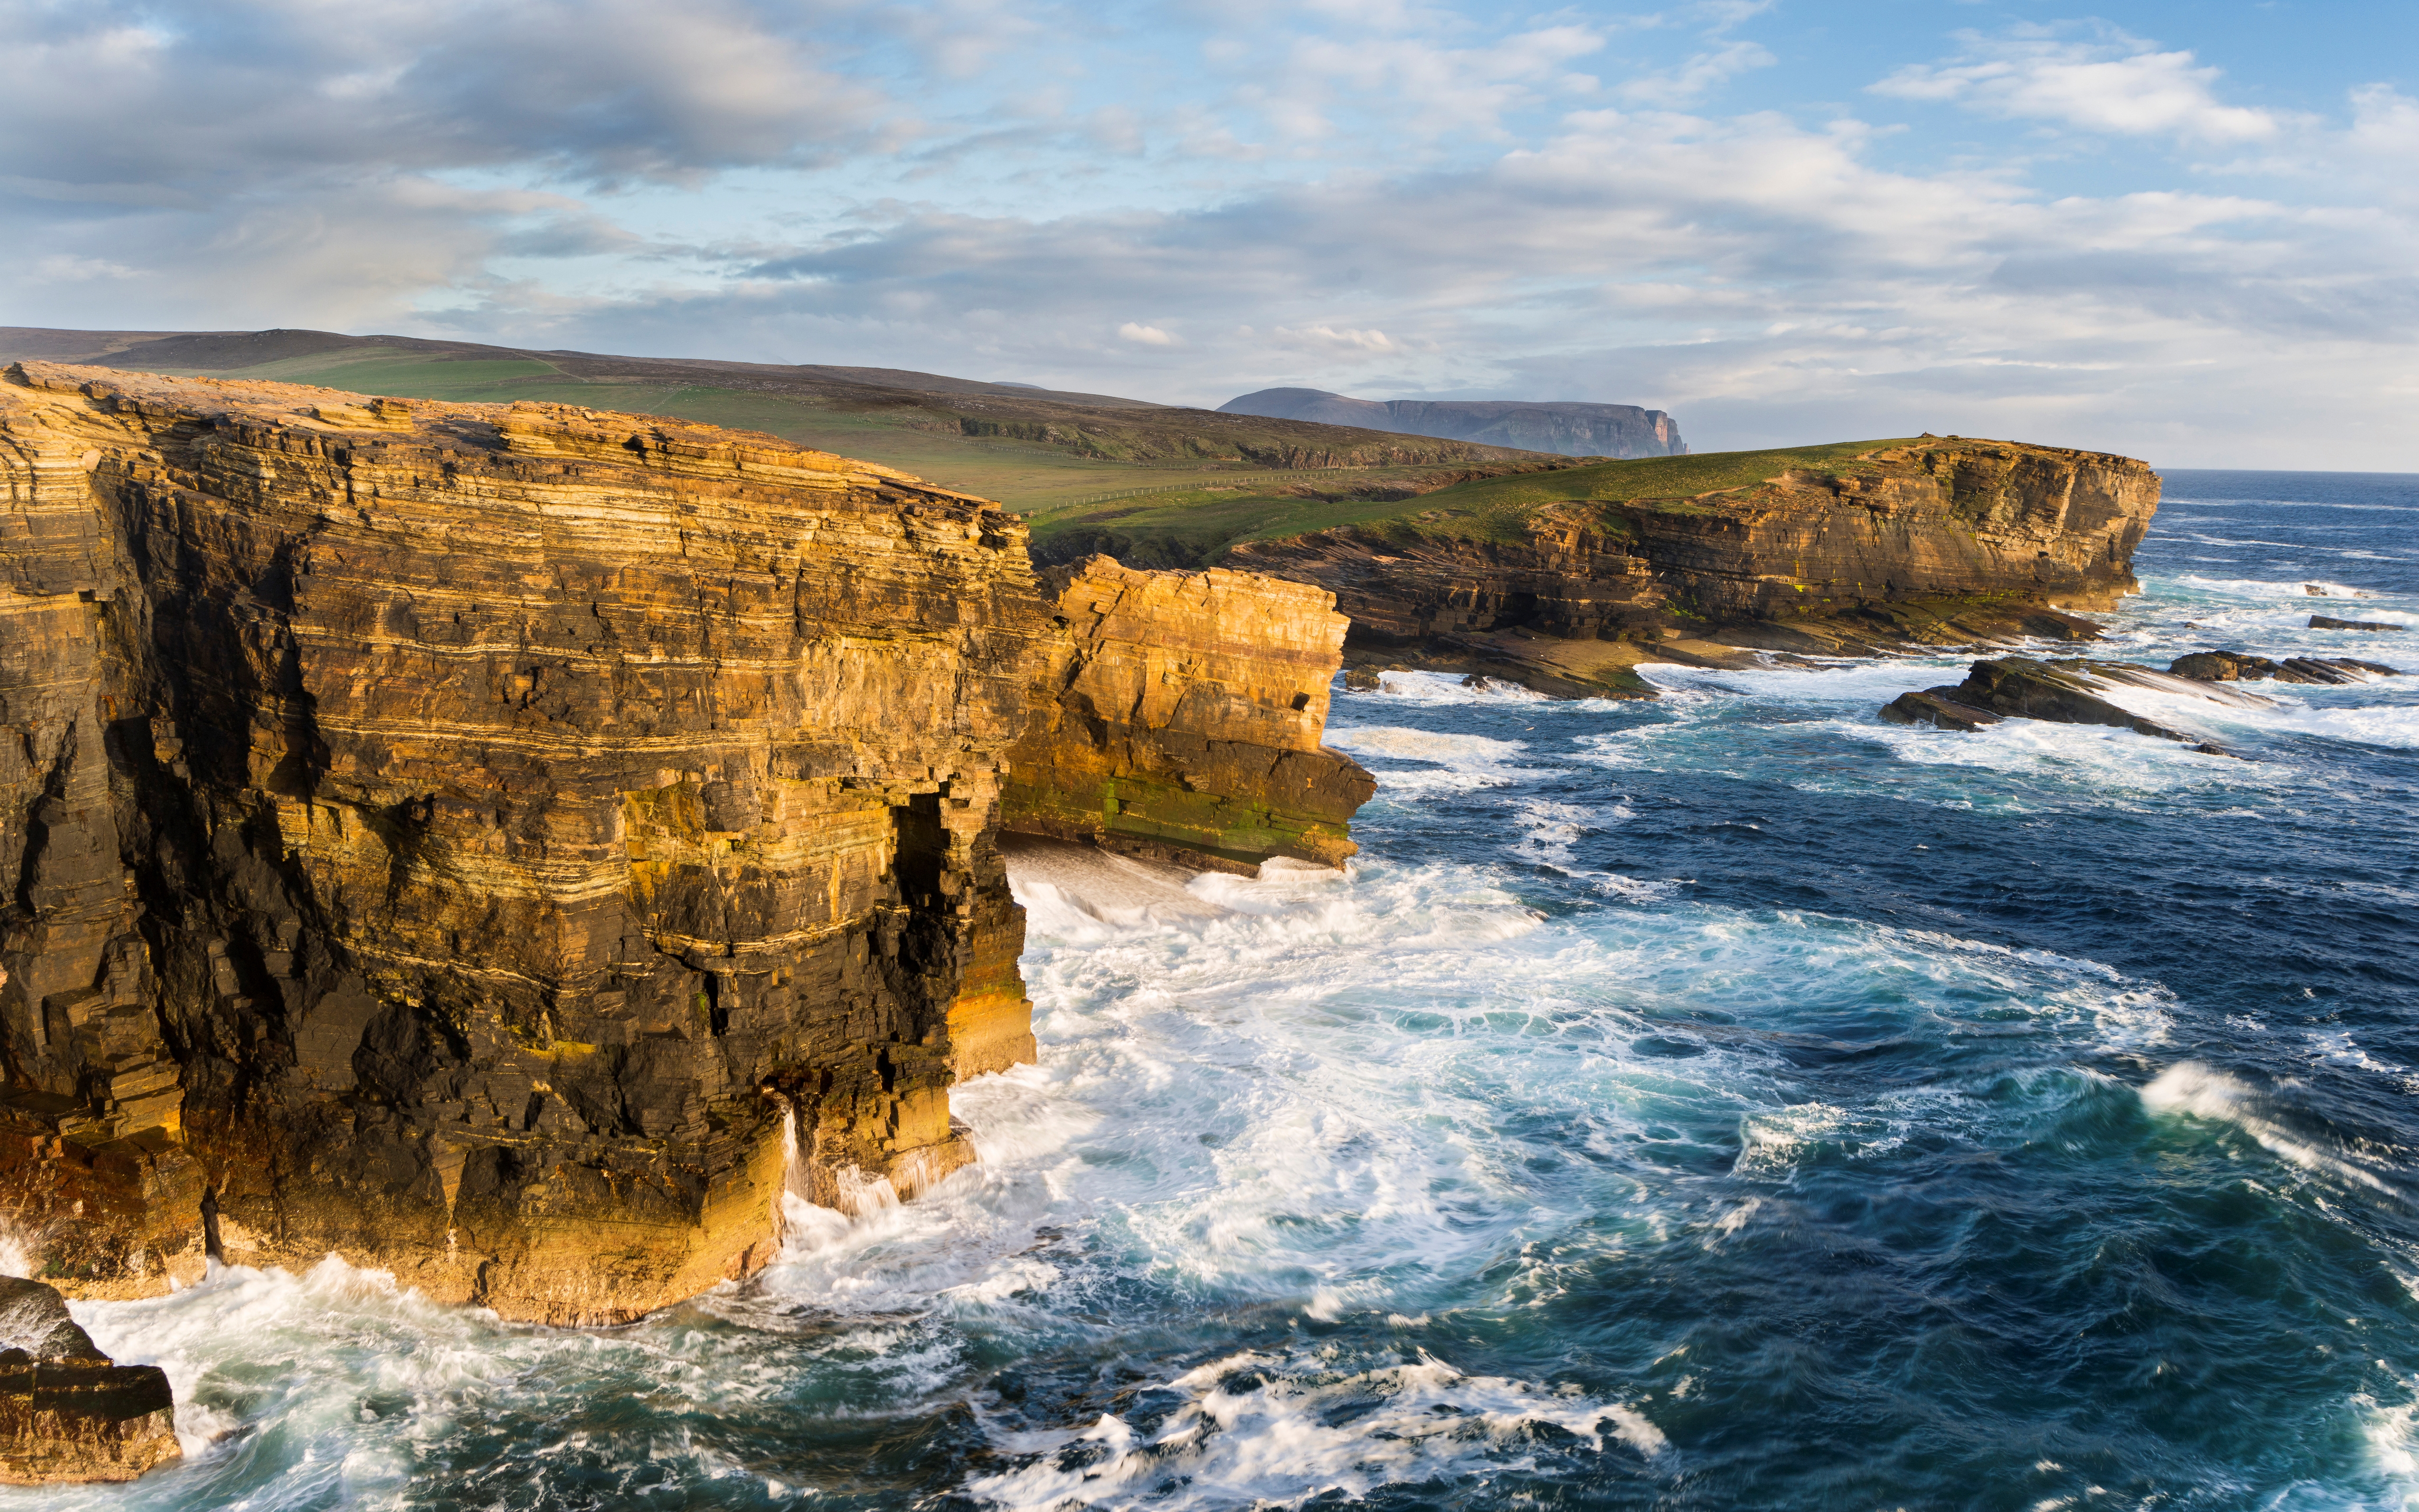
[0,327,1549,514]
[1217,387,1685,458]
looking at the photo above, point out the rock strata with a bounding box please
[1880,657,2237,753]
[2170,651,2400,685]
[0,363,1370,1323]
[0,1276,178,1483]
[1002,557,1374,873]
[1233,438,2159,697]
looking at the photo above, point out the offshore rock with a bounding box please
[1881,657,2260,755]
[2170,651,2400,685]
[0,1275,178,1483]
[0,361,1065,1323]
[1232,437,2159,696]
[1876,689,2003,732]
[1002,556,1374,874]
[2308,615,2404,633]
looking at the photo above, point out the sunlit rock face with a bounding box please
[0,362,1082,1323]
[1002,556,1375,875]
[0,364,1375,1323]
[1226,438,2163,686]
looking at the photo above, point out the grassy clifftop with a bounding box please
[0,328,1545,515]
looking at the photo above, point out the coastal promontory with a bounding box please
[0,362,1371,1324]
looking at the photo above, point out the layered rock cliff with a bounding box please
[1219,388,1686,459]
[1003,558,1374,873]
[1227,437,2159,693]
[0,362,1368,1323]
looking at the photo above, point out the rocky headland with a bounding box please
[0,361,1371,1326]
[1217,388,1687,459]
[1220,436,2160,698]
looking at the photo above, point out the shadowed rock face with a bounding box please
[1002,557,1375,874]
[1218,388,1685,459]
[1228,438,2160,692]
[0,361,1362,1326]
[0,1275,178,1484]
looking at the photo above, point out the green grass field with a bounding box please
[160,350,1410,513]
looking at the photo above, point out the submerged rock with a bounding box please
[0,1277,178,1484]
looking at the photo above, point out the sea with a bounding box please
[26,470,2419,1511]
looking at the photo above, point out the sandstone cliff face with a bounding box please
[0,362,1077,1322]
[1002,558,1374,873]
[1227,438,2159,685]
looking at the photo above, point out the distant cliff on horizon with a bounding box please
[1217,387,1685,459]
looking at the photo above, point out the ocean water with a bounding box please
[23,471,2419,1511]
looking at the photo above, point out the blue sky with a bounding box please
[3,0,2413,465]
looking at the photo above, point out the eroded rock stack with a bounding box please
[0,363,1370,1324]
[0,1275,178,1484]
[1003,557,1375,873]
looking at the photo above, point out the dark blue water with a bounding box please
[31,471,2419,1512]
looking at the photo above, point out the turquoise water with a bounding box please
[28,471,2419,1510]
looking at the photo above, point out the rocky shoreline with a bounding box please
[0,361,1372,1341]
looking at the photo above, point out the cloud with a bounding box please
[0,2,2409,468]
[554,102,2416,464]
[1871,29,2284,143]
[0,0,903,195]
[1619,40,1777,107]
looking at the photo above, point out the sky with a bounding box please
[2,0,2413,466]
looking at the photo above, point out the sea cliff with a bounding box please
[0,363,1367,1324]
[1221,437,2160,694]
[1003,556,1374,873]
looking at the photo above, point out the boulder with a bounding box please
[2170,651,2400,685]
[0,1277,178,1484]
[1949,658,2195,741]
[1877,689,2002,731]
[1879,657,2236,754]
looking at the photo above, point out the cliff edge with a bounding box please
[1225,436,2160,695]
[0,362,1369,1323]
[1004,557,1375,874]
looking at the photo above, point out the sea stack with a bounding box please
[0,1276,179,1484]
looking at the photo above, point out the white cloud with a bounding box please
[1118,321,1176,345]
[31,255,139,282]
[1872,29,2284,144]
[1268,324,1409,356]
[1619,40,1776,107]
